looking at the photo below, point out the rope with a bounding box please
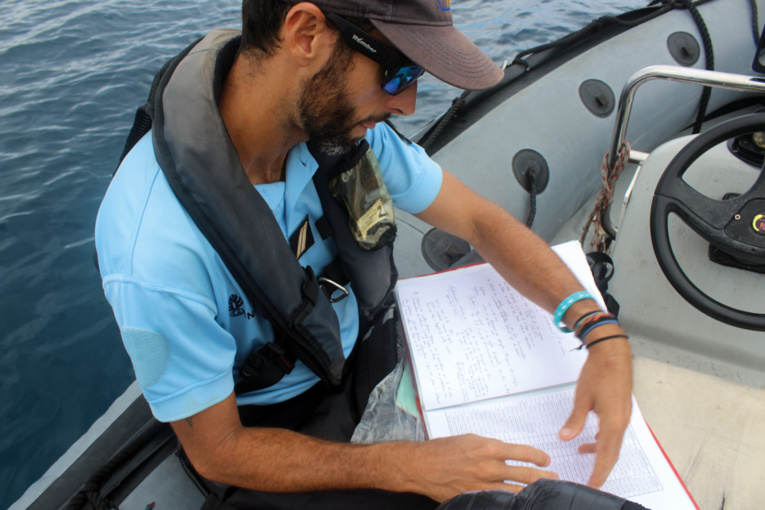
[581,141,631,251]
[751,0,760,47]
[580,0,717,251]
[525,171,537,228]
[679,0,715,134]
[510,5,676,72]
[646,1,718,133]
[419,90,471,152]
[422,1,686,153]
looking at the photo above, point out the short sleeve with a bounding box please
[367,123,443,214]
[102,276,236,422]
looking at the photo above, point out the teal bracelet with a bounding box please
[553,291,594,333]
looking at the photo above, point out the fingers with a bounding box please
[496,440,552,468]
[504,464,559,487]
[453,434,552,467]
[577,432,599,454]
[412,435,559,502]
[562,335,632,487]
[587,421,626,488]
[573,422,628,488]
[559,395,590,441]
[480,439,559,486]
[457,436,558,482]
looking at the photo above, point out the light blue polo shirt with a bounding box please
[95,122,443,423]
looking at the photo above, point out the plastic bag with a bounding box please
[351,332,426,444]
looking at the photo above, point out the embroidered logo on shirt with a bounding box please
[289,216,315,259]
[228,294,259,320]
[229,294,245,317]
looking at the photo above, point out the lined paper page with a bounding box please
[426,391,696,509]
[397,241,602,411]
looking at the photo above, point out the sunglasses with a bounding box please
[325,13,425,95]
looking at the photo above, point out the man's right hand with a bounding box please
[173,394,557,503]
[391,434,558,502]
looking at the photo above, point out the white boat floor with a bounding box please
[633,356,765,509]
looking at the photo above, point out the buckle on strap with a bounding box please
[236,342,296,394]
[239,342,295,378]
[319,277,349,303]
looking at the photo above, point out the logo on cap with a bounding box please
[437,0,451,11]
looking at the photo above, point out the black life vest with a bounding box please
[115,30,398,393]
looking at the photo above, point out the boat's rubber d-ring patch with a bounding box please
[667,31,700,66]
[421,228,471,271]
[579,79,615,118]
[512,149,550,194]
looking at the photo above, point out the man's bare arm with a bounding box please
[172,392,557,502]
[415,170,633,487]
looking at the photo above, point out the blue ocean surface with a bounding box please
[0,0,638,507]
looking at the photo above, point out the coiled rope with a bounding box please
[586,0,729,250]
[581,141,631,250]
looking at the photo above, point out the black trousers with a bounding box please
[194,307,439,510]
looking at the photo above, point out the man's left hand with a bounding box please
[558,333,633,488]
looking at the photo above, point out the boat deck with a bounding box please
[633,355,765,508]
[558,133,765,508]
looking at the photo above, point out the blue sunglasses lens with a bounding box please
[383,64,425,95]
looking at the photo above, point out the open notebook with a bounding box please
[395,241,697,509]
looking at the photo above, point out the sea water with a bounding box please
[0,0,639,507]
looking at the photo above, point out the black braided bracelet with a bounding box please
[584,334,629,350]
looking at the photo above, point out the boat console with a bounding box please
[579,67,765,509]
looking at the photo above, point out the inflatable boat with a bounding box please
[12,0,765,508]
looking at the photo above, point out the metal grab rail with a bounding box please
[603,65,765,238]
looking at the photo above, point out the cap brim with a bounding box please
[371,20,503,91]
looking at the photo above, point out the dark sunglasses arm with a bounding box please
[325,13,406,70]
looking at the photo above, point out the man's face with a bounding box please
[298,34,416,155]
[298,47,362,155]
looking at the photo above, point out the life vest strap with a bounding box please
[235,341,297,394]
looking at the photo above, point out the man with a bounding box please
[95,1,632,508]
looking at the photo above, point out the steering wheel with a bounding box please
[650,112,765,331]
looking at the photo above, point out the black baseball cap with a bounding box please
[284,0,504,90]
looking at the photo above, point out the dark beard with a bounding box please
[298,50,357,156]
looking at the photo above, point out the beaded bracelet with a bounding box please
[553,291,594,333]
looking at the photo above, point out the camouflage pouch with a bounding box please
[329,141,396,251]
